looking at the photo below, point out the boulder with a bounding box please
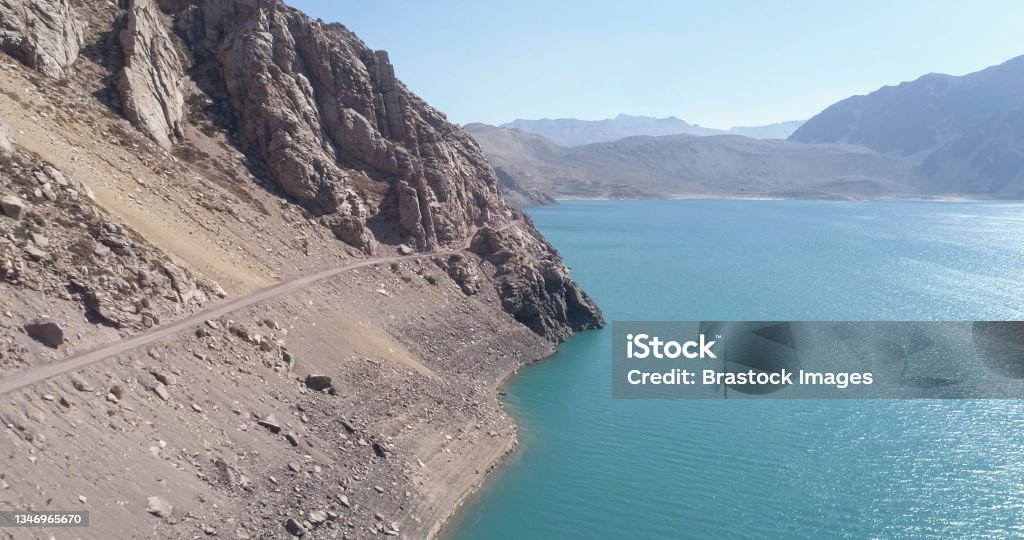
[23,245,47,261]
[44,166,67,187]
[281,349,295,372]
[307,510,327,525]
[1,195,27,220]
[151,370,177,387]
[151,383,169,401]
[24,318,63,348]
[304,374,332,391]
[29,232,49,248]
[257,414,281,434]
[284,518,306,537]
[70,375,93,392]
[145,496,173,518]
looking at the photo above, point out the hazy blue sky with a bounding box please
[288,1,1022,128]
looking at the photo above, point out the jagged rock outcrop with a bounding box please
[117,0,186,150]
[0,0,84,79]
[436,252,481,296]
[0,0,602,340]
[471,225,603,340]
[149,0,601,336]
[164,0,507,252]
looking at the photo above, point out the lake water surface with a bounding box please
[447,200,1024,539]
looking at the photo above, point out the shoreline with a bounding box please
[428,338,568,539]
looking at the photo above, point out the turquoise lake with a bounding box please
[446,200,1024,539]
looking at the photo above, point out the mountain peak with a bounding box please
[790,52,1024,193]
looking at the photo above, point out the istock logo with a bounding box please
[626,333,718,359]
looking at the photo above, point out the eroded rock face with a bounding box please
[438,253,481,296]
[471,225,603,340]
[0,0,602,340]
[164,1,507,251]
[0,0,85,79]
[117,0,186,150]
[140,0,602,336]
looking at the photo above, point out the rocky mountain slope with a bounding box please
[498,114,804,146]
[0,0,601,538]
[790,55,1024,195]
[467,123,914,203]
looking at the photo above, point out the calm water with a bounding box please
[447,200,1024,540]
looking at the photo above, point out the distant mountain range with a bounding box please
[789,55,1024,194]
[498,114,804,146]
[466,124,911,204]
[471,55,1024,205]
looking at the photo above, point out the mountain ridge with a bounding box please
[790,54,1024,194]
[497,114,804,146]
[474,54,1024,205]
[467,123,915,204]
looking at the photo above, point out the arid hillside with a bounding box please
[0,0,601,538]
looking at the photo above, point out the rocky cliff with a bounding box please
[0,0,600,340]
[117,0,187,150]
[469,222,602,340]
[149,0,510,255]
[0,0,83,79]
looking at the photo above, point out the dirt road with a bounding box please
[0,221,520,396]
